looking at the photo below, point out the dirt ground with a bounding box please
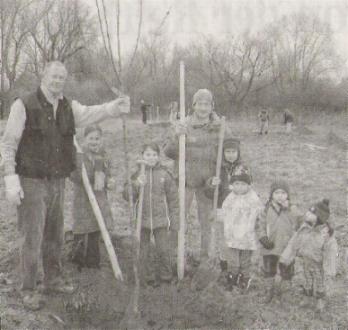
[0,116,347,329]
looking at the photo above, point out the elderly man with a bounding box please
[1,61,130,310]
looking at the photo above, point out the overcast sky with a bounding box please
[91,0,348,63]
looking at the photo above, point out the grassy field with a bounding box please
[0,113,347,329]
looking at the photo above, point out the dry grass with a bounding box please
[0,115,347,329]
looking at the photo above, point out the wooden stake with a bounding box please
[133,162,146,313]
[210,116,226,259]
[74,139,123,281]
[177,61,186,280]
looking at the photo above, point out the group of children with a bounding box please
[69,89,337,313]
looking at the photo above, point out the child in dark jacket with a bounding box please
[123,143,179,286]
[205,138,249,277]
[280,199,338,312]
[256,180,302,303]
[69,125,114,270]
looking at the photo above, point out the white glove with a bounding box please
[4,174,24,205]
[111,96,130,116]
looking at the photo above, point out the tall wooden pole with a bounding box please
[177,61,186,280]
[133,162,146,313]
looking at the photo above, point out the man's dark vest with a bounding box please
[15,88,76,179]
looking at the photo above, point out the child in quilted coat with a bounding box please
[219,166,263,292]
[70,125,113,270]
[256,180,302,303]
[123,143,179,286]
[280,199,338,312]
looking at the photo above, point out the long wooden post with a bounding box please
[133,162,146,313]
[74,139,123,281]
[210,117,226,259]
[177,61,186,280]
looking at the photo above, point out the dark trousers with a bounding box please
[263,255,294,280]
[142,110,147,124]
[18,177,65,290]
[71,231,100,268]
[225,248,252,277]
[141,227,172,282]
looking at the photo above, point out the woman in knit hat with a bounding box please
[256,179,303,303]
[280,198,338,312]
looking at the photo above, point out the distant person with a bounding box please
[169,101,180,122]
[140,99,148,124]
[258,108,269,135]
[284,109,294,133]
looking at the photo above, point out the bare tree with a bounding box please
[0,0,43,117]
[94,0,143,92]
[196,35,273,109]
[26,0,96,72]
[267,13,339,94]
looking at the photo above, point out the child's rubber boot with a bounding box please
[237,274,252,294]
[219,259,227,272]
[225,272,238,291]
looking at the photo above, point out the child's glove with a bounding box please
[94,171,106,191]
[259,236,274,250]
[211,176,221,186]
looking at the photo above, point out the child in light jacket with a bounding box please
[219,166,263,292]
[123,143,179,287]
[256,180,302,303]
[280,199,338,312]
[70,125,113,270]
